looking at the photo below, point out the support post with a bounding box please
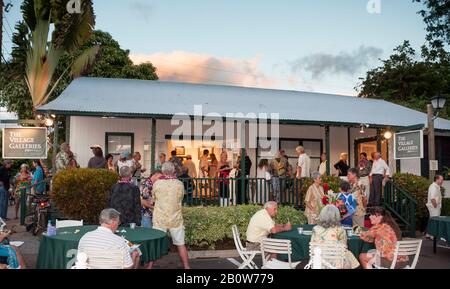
[151,118,157,173]
[347,127,351,166]
[240,121,247,205]
[376,128,382,153]
[427,104,436,182]
[52,118,59,174]
[325,126,331,175]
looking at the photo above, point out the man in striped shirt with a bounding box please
[78,209,140,269]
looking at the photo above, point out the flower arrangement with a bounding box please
[322,183,347,216]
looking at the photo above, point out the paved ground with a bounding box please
[3,205,450,269]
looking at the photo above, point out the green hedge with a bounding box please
[443,198,450,216]
[183,205,306,249]
[51,168,118,224]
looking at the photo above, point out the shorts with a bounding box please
[154,226,186,246]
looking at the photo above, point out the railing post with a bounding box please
[20,187,26,226]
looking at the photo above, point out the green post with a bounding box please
[240,122,247,205]
[20,188,26,226]
[150,118,156,172]
[52,118,59,175]
[377,128,382,153]
[325,126,331,175]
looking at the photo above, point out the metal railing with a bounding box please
[383,180,417,237]
[179,177,304,208]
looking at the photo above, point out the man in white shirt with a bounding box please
[78,208,140,269]
[369,152,391,206]
[296,146,311,179]
[426,175,444,239]
[117,152,134,172]
[246,202,292,250]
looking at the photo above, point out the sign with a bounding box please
[394,130,424,160]
[430,160,439,171]
[2,128,48,159]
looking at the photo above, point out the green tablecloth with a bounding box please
[427,216,450,245]
[274,225,375,262]
[36,226,169,269]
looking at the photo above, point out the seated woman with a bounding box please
[337,181,357,227]
[311,205,359,269]
[0,231,26,269]
[359,207,408,269]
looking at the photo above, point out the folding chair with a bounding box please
[373,239,422,269]
[260,238,301,269]
[305,241,346,269]
[55,219,84,229]
[231,225,261,269]
[82,248,125,269]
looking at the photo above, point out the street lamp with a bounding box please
[427,95,447,181]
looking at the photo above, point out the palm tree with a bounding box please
[22,0,99,111]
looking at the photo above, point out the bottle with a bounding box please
[47,220,52,235]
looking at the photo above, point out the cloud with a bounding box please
[130,51,279,88]
[290,46,383,79]
[128,1,153,23]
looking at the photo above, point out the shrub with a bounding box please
[183,205,307,249]
[51,168,118,224]
[392,173,432,230]
[443,198,450,216]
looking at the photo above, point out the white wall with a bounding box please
[400,159,422,175]
[70,116,397,177]
[69,116,151,168]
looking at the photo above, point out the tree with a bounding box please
[0,30,158,119]
[414,0,450,46]
[22,0,98,111]
[357,41,450,119]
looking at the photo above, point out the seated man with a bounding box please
[246,201,292,250]
[78,208,140,269]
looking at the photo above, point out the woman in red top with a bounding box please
[359,207,408,269]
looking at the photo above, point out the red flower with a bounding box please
[323,183,330,192]
[322,196,329,205]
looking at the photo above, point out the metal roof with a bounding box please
[38,77,450,130]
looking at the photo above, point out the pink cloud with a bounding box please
[130,51,279,88]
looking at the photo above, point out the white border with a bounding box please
[2,127,48,160]
[394,130,424,160]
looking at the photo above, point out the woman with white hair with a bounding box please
[304,172,325,225]
[14,164,32,219]
[311,205,360,269]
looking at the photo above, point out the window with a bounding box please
[256,138,323,175]
[105,133,134,162]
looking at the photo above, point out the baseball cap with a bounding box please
[90,145,102,149]
[120,152,131,158]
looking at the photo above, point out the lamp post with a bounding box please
[427,95,447,182]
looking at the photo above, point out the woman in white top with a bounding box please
[318,153,327,176]
[256,159,272,204]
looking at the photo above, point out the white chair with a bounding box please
[82,248,125,269]
[373,239,423,269]
[71,252,91,269]
[231,225,261,269]
[305,241,346,269]
[260,238,301,269]
[55,219,84,229]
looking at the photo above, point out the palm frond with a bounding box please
[70,45,100,78]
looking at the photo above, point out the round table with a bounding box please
[36,226,169,269]
[274,225,375,262]
[427,216,450,253]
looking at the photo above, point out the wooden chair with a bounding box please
[260,238,301,269]
[231,225,261,269]
[55,219,84,229]
[373,239,422,269]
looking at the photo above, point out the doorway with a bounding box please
[354,137,388,166]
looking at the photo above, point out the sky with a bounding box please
[2,0,428,96]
